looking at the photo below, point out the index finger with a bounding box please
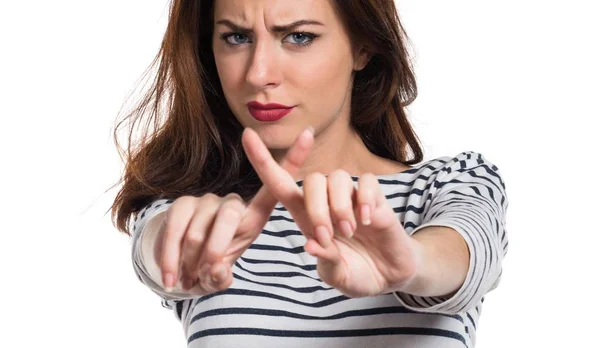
[239,126,314,233]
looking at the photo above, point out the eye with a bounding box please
[283,32,317,46]
[219,31,318,47]
[220,33,250,45]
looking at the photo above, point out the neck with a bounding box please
[271,118,389,182]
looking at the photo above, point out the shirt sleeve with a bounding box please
[394,151,509,315]
[130,198,201,301]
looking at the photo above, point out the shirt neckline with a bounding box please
[293,163,422,185]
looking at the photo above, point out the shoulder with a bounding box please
[404,151,506,193]
[399,151,509,214]
[430,151,499,170]
[425,151,508,205]
[421,151,503,177]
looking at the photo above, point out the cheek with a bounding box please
[292,51,352,108]
[214,54,241,91]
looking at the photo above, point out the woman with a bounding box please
[111,0,508,347]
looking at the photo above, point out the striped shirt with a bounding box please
[130,151,508,348]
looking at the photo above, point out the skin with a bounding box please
[157,0,469,299]
[211,0,408,178]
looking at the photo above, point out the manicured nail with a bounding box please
[164,273,174,292]
[361,204,371,225]
[315,225,331,247]
[340,220,354,238]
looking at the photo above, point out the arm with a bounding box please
[398,225,470,298]
[393,152,509,314]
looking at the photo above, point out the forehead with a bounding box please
[213,0,336,24]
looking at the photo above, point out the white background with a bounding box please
[1,0,598,347]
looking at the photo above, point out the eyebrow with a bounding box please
[215,19,324,34]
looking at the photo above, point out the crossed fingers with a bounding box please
[242,127,388,260]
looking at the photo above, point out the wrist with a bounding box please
[388,236,428,295]
[390,226,469,298]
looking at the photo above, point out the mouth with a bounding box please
[247,101,295,122]
[247,106,295,122]
[247,101,293,109]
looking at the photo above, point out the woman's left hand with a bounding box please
[242,127,421,298]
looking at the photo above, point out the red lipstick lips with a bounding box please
[247,101,295,122]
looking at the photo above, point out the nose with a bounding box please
[245,39,282,89]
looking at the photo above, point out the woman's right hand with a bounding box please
[153,126,314,295]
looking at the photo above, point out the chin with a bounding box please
[251,124,299,150]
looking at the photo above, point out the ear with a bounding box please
[353,47,372,71]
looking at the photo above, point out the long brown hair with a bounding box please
[109,0,423,236]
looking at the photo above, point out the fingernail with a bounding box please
[212,264,227,283]
[340,220,354,238]
[361,204,371,225]
[305,126,314,135]
[164,273,174,292]
[315,225,331,247]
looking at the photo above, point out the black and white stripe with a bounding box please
[130,151,508,348]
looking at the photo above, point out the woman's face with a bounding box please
[212,0,369,150]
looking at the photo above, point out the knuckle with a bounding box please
[164,198,195,230]
[219,205,244,221]
[329,169,349,180]
[222,197,247,213]
[184,230,204,245]
[306,172,325,183]
[201,193,221,205]
[224,192,243,202]
[204,192,219,199]
[174,195,193,203]
[173,195,197,208]
[330,203,350,217]
[306,207,329,225]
